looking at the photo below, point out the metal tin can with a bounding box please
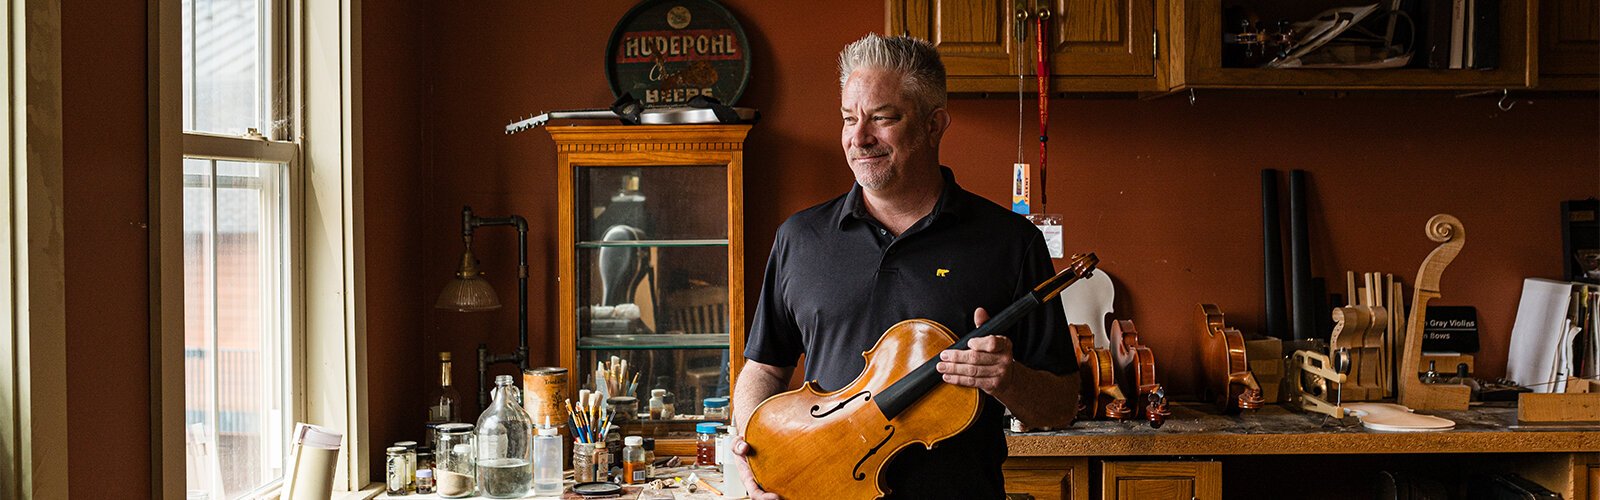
[523,367,568,427]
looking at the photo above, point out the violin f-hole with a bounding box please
[810,391,872,418]
[851,425,896,481]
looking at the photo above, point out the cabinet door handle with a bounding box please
[1014,2,1032,43]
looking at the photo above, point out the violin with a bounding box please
[1111,320,1168,428]
[1070,324,1131,420]
[1197,304,1264,414]
[743,254,1099,499]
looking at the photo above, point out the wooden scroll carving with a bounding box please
[1398,214,1471,411]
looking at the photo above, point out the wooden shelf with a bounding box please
[1007,403,1600,457]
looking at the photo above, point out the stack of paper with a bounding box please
[1506,278,1599,393]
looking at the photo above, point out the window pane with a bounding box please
[182,0,271,135]
[185,159,289,499]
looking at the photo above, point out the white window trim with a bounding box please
[150,0,369,496]
[1,0,67,498]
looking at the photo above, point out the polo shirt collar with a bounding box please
[835,166,965,229]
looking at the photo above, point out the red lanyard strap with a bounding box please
[1035,7,1050,209]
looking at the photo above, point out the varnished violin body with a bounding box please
[1111,320,1168,427]
[1070,324,1131,420]
[1197,304,1264,414]
[744,254,1099,499]
[744,319,977,499]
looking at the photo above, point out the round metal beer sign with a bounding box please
[605,0,751,107]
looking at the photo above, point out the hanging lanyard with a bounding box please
[1034,5,1051,210]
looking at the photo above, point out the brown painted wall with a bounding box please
[62,0,152,497]
[395,3,1599,468]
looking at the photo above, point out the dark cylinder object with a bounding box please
[1261,169,1286,339]
[1289,170,1314,341]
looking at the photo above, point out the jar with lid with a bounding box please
[475,375,533,498]
[385,447,410,495]
[702,397,729,420]
[648,389,667,420]
[621,436,646,484]
[606,396,639,424]
[695,422,720,468]
[434,423,476,498]
[395,441,418,492]
[414,447,435,494]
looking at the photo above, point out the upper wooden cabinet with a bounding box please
[1174,0,1537,90]
[1538,0,1599,90]
[894,1,1573,93]
[886,0,1170,92]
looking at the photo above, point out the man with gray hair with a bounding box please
[731,33,1080,499]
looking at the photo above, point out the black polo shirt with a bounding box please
[745,166,1074,499]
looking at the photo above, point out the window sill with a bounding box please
[334,483,385,500]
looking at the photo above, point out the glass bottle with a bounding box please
[385,447,410,495]
[434,423,476,498]
[532,423,562,496]
[642,438,657,477]
[648,389,667,420]
[594,441,612,482]
[475,375,533,498]
[622,436,646,484]
[427,352,461,430]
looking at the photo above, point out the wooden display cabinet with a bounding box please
[886,0,1172,92]
[551,124,749,443]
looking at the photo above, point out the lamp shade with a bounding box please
[436,249,502,311]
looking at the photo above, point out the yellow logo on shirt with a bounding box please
[935,268,950,277]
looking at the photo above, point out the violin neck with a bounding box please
[874,256,1093,421]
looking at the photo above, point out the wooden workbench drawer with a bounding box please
[1004,456,1088,500]
[1101,461,1221,500]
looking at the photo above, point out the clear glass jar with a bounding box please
[395,440,418,492]
[434,423,476,498]
[702,397,729,420]
[695,422,719,468]
[476,375,533,498]
[385,447,409,495]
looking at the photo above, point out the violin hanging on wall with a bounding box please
[1198,304,1265,414]
[743,254,1099,499]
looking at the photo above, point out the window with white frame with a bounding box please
[182,0,298,498]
